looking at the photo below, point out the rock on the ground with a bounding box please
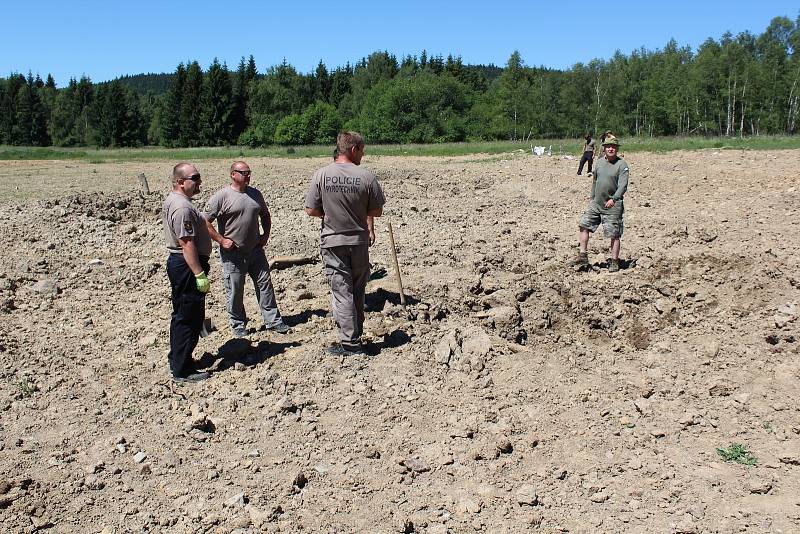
[516,484,539,506]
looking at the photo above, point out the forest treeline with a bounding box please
[1,15,799,148]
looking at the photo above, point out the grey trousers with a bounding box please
[321,244,370,345]
[220,246,283,331]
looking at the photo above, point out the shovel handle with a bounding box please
[387,222,406,306]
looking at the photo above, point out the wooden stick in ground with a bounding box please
[268,254,318,270]
[387,222,406,306]
[137,172,150,194]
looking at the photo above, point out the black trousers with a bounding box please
[166,253,210,377]
[578,151,594,174]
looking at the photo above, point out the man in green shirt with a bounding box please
[571,134,629,272]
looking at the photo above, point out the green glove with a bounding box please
[195,273,210,293]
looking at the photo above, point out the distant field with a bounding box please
[1,136,799,162]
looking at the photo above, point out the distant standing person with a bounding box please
[306,131,385,355]
[577,133,595,175]
[570,134,629,272]
[163,163,212,383]
[205,161,289,337]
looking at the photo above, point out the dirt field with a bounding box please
[0,149,799,533]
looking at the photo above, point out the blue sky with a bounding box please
[3,1,798,86]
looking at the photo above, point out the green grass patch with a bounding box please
[619,135,800,153]
[1,136,799,162]
[716,443,757,466]
[0,147,91,160]
[0,142,529,162]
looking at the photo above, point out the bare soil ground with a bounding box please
[0,149,799,533]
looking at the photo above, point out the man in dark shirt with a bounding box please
[577,133,595,175]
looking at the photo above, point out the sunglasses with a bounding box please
[233,170,252,177]
[183,173,202,182]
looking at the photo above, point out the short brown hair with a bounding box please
[172,162,193,185]
[336,131,364,155]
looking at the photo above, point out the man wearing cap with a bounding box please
[571,134,629,272]
[163,163,212,383]
[598,130,623,160]
[306,131,385,355]
[205,161,289,338]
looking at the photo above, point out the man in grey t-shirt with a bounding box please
[163,163,213,383]
[305,131,385,355]
[205,161,289,337]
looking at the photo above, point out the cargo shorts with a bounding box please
[579,200,624,238]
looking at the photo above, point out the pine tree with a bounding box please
[230,57,249,142]
[31,76,51,146]
[161,63,186,146]
[399,55,419,76]
[445,55,463,79]
[497,51,531,140]
[49,78,79,145]
[123,88,145,146]
[93,81,123,146]
[180,61,203,146]
[315,60,330,102]
[0,77,21,144]
[0,80,7,143]
[12,74,35,145]
[75,76,95,145]
[329,65,353,116]
[202,58,234,145]
[14,72,51,146]
[428,54,444,75]
[246,55,258,82]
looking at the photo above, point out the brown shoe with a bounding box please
[609,259,620,272]
[570,251,590,269]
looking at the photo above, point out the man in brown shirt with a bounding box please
[163,163,213,382]
[205,161,289,337]
[305,132,385,355]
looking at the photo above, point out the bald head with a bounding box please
[228,160,252,190]
[230,161,249,173]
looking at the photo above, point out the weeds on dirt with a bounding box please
[17,378,35,397]
[716,443,757,466]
